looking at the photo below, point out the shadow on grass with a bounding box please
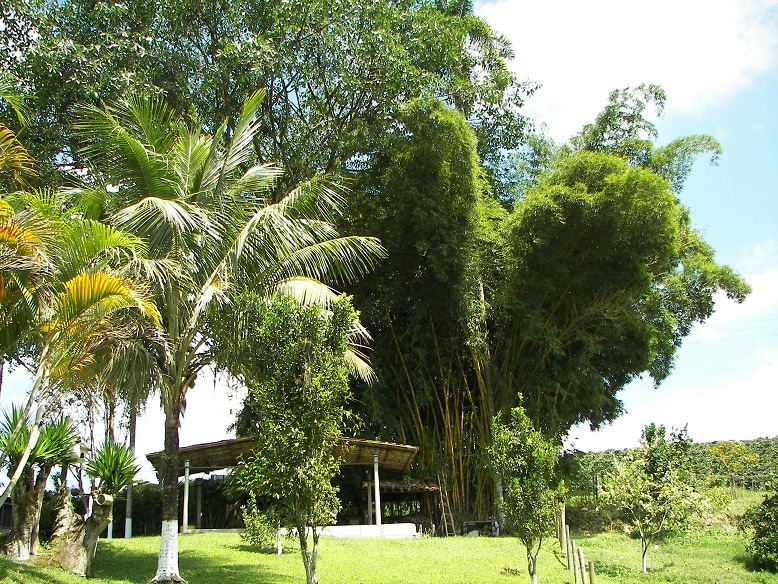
[552,548,569,567]
[0,557,84,584]
[91,541,299,584]
[227,542,299,555]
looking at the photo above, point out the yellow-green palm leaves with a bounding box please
[0,74,35,190]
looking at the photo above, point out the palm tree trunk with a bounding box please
[51,492,114,577]
[152,399,184,582]
[4,470,35,561]
[29,464,52,556]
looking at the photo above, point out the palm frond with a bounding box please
[344,347,376,384]
[55,219,148,282]
[0,74,31,125]
[50,272,161,333]
[219,89,267,180]
[0,126,36,188]
[264,236,386,287]
[33,415,78,464]
[271,277,339,307]
[86,441,140,494]
[73,103,177,202]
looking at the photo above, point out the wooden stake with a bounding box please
[572,541,579,584]
[577,547,587,584]
[588,560,595,584]
[561,506,568,555]
[565,525,573,570]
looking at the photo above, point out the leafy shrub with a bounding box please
[740,490,778,571]
[241,500,278,551]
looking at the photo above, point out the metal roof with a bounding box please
[146,436,418,478]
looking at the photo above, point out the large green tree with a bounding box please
[345,88,749,520]
[73,89,383,582]
[6,0,531,197]
[345,98,493,513]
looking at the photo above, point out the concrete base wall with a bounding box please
[188,522,419,539]
[319,523,418,539]
[278,522,418,539]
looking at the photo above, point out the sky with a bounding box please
[2,1,777,483]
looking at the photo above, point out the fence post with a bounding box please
[560,505,567,553]
[577,546,588,584]
[571,540,579,584]
[566,525,573,570]
[588,560,595,584]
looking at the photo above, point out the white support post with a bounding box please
[373,454,382,534]
[182,460,190,534]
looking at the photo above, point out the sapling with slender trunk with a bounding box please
[490,405,559,584]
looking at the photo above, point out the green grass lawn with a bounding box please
[0,527,776,584]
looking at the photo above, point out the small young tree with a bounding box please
[708,440,759,498]
[490,406,559,584]
[212,293,364,584]
[603,423,698,573]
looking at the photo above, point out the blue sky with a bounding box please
[2,1,776,480]
[476,0,778,451]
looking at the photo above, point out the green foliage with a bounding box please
[345,98,493,514]
[602,424,700,572]
[490,405,559,582]
[0,407,78,471]
[709,441,760,495]
[8,0,531,196]
[212,293,358,584]
[241,499,279,551]
[86,442,140,496]
[570,84,722,193]
[741,490,778,572]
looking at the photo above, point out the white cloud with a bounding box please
[477,0,778,141]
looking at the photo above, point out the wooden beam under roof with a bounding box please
[146,436,418,478]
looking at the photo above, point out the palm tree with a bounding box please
[0,190,161,510]
[73,89,385,582]
[0,407,79,561]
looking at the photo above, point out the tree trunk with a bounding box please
[152,401,184,583]
[299,524,319,584]
[3,469,36,561]
[51,491,114,577]
[527,547,538,584]
[28,464,52,556]
[641,537,648,573]
[125,408,137,539]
